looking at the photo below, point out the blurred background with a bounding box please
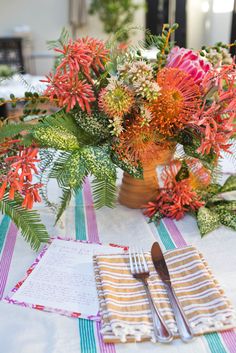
[0,0,235,76]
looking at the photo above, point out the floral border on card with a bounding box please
[4,237,127,320]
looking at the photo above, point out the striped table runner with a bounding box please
[1,176,236,353]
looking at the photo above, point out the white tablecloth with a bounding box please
[0,158,236,353]
[0,74,45,99]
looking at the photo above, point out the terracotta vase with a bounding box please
[118,144,175,209]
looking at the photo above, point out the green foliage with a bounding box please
[111,151,143,178]
[214,209,236,231]
[47,27,70,50]
[89,0,142,41]
[55,188,73,224]
[197,206,221,236]
[73,110,111,141]
[0,194,49,250]
[33,127,80,151]
[221,175,236,193]
[0,123,33,142]
[81,146,116,181]
[92,178,117,209]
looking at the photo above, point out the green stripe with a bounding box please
[75,190,86,241]
[154,220,176,250]
[79,319,97,353]
[204,333,228,353]
[75,190,97,353]
[0,215,11,253]
[153,220,228,353]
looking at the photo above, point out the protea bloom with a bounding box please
[149,68,200,136]
[98,80,134,118]
[167,47,211,84]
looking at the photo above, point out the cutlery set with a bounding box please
[129,242,194,344]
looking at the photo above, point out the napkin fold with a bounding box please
[94,246,236,343]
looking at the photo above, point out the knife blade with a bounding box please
[151,242,194,342]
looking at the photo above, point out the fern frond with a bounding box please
[92,178,117,209]
[0,123,33,142]
[55,187,73,224]
[0,194,49,250]
[39,149,58,212]
[47,27,70,50]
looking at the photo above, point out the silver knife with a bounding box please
[151,242,194,342]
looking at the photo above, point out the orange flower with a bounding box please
[149,68,200,136]
[115,116,167,165]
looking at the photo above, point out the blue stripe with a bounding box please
[0,215,11,254]
[205,333,228,353]
[154,220,176,250]
[75,190,86,241]
[74,190,98,352]
[79,318,97,353]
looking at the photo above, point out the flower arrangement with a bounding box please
[0,24,236,249]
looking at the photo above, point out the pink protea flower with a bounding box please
[167,47,211,84]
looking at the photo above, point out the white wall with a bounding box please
[187,0,233,49]
[0,0,145,75]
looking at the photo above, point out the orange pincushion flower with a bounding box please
[149,68,200,136]
[115,116,169,165]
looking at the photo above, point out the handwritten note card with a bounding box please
[8,239,124,318]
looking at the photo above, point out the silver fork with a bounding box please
[129,248,173,343]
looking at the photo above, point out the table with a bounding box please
[0,161,236,353]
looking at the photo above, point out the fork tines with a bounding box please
[129,248,149,274]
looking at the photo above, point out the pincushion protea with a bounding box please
[98,81,134,118]
[149,68,200,136]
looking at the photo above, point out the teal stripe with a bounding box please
[0,215,11,253]
[75,190,86,241]
[154,220,176,250]
[205,333,228,353]
[75,191,97,352]
[79,319,97,353]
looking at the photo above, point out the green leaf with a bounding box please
[73,110,110,141]
[215,208,236,231]
[33,127,80,150]
[221,175,236,193]
[0,123,33,142]
[111,151,143,178]
[81,146,116,181]
[49,151,88,189]
[197,206,221,236]
[55,188,73,224]
[92,178,116,209]
[0,194,49,251]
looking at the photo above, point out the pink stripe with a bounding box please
[83,178,100,243]
[96,321,116,353]
[0,223,18,299]
[163,218,187,247]
[164,219,236,352]
[221,330,236,353]
[83,179,116,352]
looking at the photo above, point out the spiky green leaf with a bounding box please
[0,194,49,250]
[92,178,116,209]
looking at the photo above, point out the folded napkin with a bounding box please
[94,246,236,343]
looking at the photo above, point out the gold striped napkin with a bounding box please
[94,246,236,343]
